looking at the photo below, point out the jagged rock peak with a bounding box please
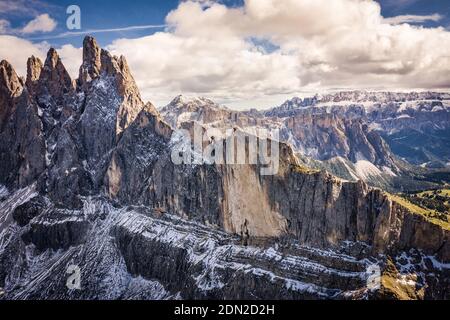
[26,56,43,92]
[118,55,131,75]
[38,48,74,97]
[0,60,23,97]
[100,49,118,75]
[78,36,139,96]
[167,95,222,109]
[0,60,23,129]
[142,101,160,116]
[45,48,60,69]
[80,36,102,81]
[169,94,188,105]
[99,49,132,80]
[80,36,131,78]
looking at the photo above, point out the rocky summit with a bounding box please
[0,37,449,300]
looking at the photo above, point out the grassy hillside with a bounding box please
[391,189,450,230]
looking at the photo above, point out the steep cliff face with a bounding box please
[0,59,46,189]
[0,37,448,300]
[0,186,447,300]
[105,103,173,201]
[161,93,450,191]
[268,93,450,168]
[160,96,405,190]
[25,56,43,97]
[104,107,450,261]
[283,112,397,168]
[0,60,23,129]
[372,198,450,262]
[78,37,145,189]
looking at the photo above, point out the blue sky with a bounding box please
[0,0,177,46]
[1,0,450,109]
[2,0,449,48]
[1,0,249,46]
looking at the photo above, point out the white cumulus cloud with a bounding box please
[21,14,57,34]
[0,35,46,76]
[384,14,443,25]
[1,0,450,109]
[0,36,80,80]
[106,0,450,106]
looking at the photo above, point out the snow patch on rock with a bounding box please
[355,160,382,180]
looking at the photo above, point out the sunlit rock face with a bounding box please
[161,92,450,191]
[0,37,448,300]
[266,92,450,174]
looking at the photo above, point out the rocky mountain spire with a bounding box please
[99,48,118,75]
[26,56,43,96]
[37,48,74,103]
[78,36,102,89]
[0,59,46,189]
[0,60,23,129]
[76,36,146,192]
[0,60,23,96]
[79,36,145,136]
[114,54,144,136]
[97,48,138,95]
[77,36,142,102]
[116,55,137,96]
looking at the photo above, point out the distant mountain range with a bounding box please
[161,92,450,191]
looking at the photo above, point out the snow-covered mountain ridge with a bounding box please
[162,92,450,190]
